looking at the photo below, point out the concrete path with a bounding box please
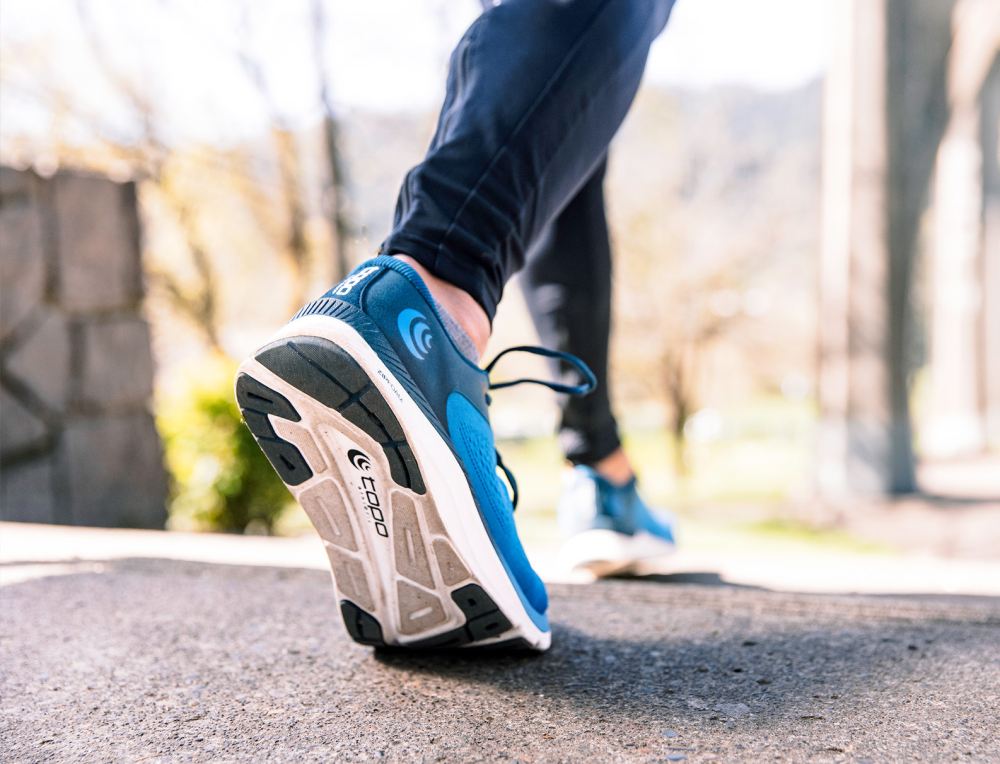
[4,521,1000,596]
[2,525,999,762]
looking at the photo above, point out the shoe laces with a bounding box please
[482,346,597,510]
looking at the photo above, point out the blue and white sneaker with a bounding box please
[558,466,677,577]
[236,256,594,651]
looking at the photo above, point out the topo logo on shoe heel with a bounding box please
[397,308,433,360]
[346,448,388,538]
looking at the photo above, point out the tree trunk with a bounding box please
[313,0,352,283]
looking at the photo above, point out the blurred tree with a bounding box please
[236,4,312,312]
[0,0,359,530]
[75,0,225,352]
[2,0,355,357]
[608,86,819,477]
[312,0,353,283]
[614,211,765,475]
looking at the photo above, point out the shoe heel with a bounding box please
[236,330,542,650]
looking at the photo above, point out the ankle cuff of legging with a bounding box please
[560,429,622,468]
[379,236,500,323]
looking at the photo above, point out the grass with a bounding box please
[498,399,814,517]
[741,518,890,554]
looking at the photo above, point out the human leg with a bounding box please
[521,161,677,575]
[239,0,675,649]
[382,0,676,322]
[520,158,622,467]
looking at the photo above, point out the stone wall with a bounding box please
[0,167,167,527]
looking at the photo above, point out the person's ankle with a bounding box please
[587,448,635,486]
[393,254,490,359]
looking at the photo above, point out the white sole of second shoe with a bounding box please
[559,528,676,578]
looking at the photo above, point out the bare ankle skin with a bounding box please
[588,448,635,485]
[393,255,491,359]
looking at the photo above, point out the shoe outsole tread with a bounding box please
[237,333,537,650]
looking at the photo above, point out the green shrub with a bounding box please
[157,356,293,534]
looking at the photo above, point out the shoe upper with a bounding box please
[304,257,551,625]
[558,465,677,544]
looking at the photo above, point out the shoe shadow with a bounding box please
[605,570,768,589]
[372,581,999,727]
[7,555,995,738]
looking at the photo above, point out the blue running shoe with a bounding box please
[236,257,594,651]
[557,466,677,577]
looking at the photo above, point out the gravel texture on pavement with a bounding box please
[3,557,998,762]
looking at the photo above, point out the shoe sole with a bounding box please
[559,528,676,578]
[235,315,550,651]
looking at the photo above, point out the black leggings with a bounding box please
[380,0,675,465]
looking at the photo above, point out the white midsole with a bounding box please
[559,528,676,578]
[240,314,549,650]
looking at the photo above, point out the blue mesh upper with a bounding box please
[446,392,548,621]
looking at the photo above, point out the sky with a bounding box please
[0,0,833,147]
[315,0,834,109]
[650,0,832,91]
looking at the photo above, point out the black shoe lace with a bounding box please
[483,346,597,510]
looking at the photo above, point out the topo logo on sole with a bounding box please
[346,448,388,538]
[397,308,433,360]
[347,449,372,472]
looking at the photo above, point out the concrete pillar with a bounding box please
[982,56,1000,447]
[924,2,1000,456]
[817,0,891,498]
[818,0,954,498]
[0,167,167,528]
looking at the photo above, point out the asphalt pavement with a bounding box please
[3,540,998,762]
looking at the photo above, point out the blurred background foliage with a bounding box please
[157,357,293,533]
[2,0,995,536]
